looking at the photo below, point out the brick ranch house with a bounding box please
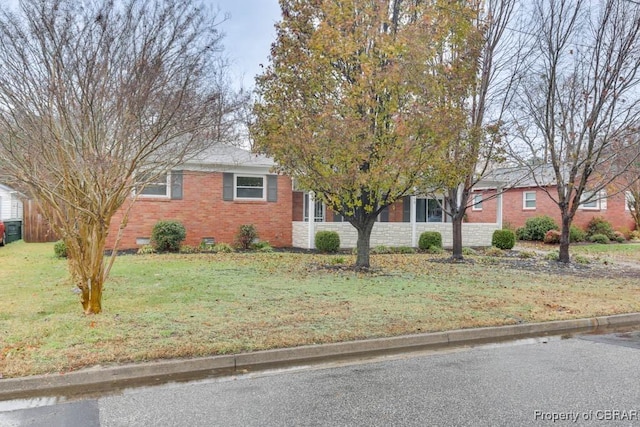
[466,165,637,233]
[102,144,503,250]
[106,145,292,249]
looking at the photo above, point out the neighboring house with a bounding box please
[0,183,23,221]
[466,165,637,232]
[105,145,293,250]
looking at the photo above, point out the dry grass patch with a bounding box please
[1,241,640,378]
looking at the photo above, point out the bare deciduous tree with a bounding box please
[509,0,640,263]
[425,0,519,260]
[0,0,242,314]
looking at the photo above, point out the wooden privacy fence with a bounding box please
[23,199,59,243]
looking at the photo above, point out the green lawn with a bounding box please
[1,241,640,378]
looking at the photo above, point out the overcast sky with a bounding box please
[5,0,282,90]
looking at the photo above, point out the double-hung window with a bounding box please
[139,172,170,198]
[235,175,265,200]
[472,193,483,211]
[523,191,536,210]
[579,191,605,210]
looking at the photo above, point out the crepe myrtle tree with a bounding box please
[252,0,480,269]
[0,0,243,314]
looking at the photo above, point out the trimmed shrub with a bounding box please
[419,231,442,250]
[492,229,515,250]
[54,240,68,258]
[569,225,586,243]
[151,220,186,252]
[315,231,340,253]
[588,233,610,244]
[543,229,561,244]
[517,215,558,241]
[236,224,259,250]
[371,245,393,254]
[585,217,616,240]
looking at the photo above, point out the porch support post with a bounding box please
[496,186,503,229]
[410,195,417,247]
[308,191,315,249]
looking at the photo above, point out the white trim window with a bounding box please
[579,190,605,210]
[139,172,170,198]
[626,191,636,211]
[523,191,536,210]
[472,193,483,211]
[235,175,265,200]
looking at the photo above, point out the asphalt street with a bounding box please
[2,331,640,426]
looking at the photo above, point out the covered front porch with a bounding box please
[292,193,503,249]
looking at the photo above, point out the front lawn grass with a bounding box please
[2,241,640,378]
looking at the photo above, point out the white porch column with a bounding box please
[496,187,503,229]
[410,195,417,247]
[307,191,315,249]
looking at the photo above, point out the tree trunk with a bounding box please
[81,279,103,315]
[354,219,376,270]
[559,215,572,264]
[451,215,464,260]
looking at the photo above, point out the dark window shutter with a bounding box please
[402,196,411,222]
[380,206,389,222]
[267,175,278,202]
[223,173,234,201]
[170,171,183,200]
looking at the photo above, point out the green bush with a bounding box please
[418,232,442,250]
[588,233,610,244]
[151,220,186,252]
[543,229,561,244]
[53,240,67,258]
[315,231,340,253]
[585,217,616,240]
[516,216,558,241]
[569,225,586,243]
[236,224,259,250]
[492,229,515,250]
[371,245,393,254]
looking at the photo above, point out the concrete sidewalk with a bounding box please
[2,312,640,401]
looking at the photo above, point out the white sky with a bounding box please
[4,0,282,90]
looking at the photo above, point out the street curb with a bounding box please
[2,312,640,401]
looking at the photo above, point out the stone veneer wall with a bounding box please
[292,221,500,249]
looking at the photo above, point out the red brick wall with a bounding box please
[466,186,636,232]
[106,171,293,249]
[466,190,499,223]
